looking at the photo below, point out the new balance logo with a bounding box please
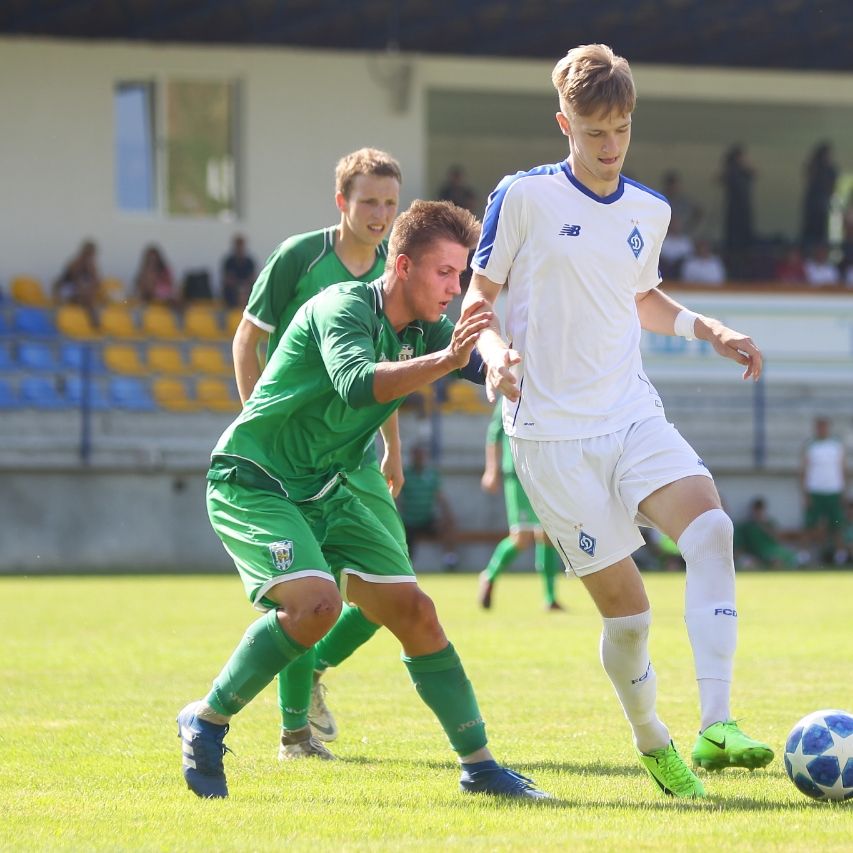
[558,224,581,236]
[714,607,737,616]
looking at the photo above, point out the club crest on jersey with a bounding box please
[627,225,644,259]
[398,344,415,361]
[579,530,596,557]
[269,540,294,572]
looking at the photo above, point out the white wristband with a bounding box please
[674,309,699,340]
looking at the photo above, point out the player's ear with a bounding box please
[394,253,411,279]
[555,112,571,139]
[335,191,348,213]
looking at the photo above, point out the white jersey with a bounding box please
[472,161,671,441]
[804,438,845,493]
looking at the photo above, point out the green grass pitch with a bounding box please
[1,571,851,851]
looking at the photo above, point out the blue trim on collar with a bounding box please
[560,161,625,204]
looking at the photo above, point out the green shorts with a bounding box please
[207,476,414,611]
[347,459,409,556]
[504,474,541,532]
[805,492,844,530]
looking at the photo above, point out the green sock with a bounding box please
[206,610,308,716]
[314,604,380,670]
[278,646,316,730]
[535,542,561,605]
[484,537,520,582]
[402,643,487,756]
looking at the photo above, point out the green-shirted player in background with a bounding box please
[233,149,406,761]
[178,200,550,800]
[479,402,565,611]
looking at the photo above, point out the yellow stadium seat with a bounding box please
[56,305,99,339]
[100,305,141,339]
[141,305,184,340]
[196,377,240,413]
[225,308,243,337]
[442,381,489,414]
[100,277,127,304]
[184,305,227,341]
[103,343,147,376]
[148,344,186,375]
[11,276,51,306]
[152,377,197,412]
[189,344,232,376]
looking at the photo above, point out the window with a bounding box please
[114,79,240,218]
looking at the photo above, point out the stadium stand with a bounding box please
[59,341,105,373]
[100,305,141,339]
[152,376,195,412]
[184,305,228,341]
[13,307,56,337]
[189,344,232,376]
[65,375,110,411]
[147,343,186,375]
[108,376,157,411]
[56,304,99,339]
[19,376,68,409]
[103,343,148,376]
[0,377,17,408]
[196,377,240,413]
[17,341,59,371]
[10,276,50,306]
[141,305,185,340]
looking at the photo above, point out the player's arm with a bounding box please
[379,411,405,497]
[462,273,522,402]
[635,287,763,381]
[481,404,503,493]
[232,317,269,404]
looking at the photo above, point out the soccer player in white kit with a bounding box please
[463,43,774,798]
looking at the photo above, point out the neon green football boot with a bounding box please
[692,720,774,771]
[638,741,706,798]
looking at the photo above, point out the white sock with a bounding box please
[678,508,737,729]
[600,611,670,754]
[196,702,231,726]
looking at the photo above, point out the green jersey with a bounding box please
[211,280,453,502]
[486,402,515,476]
[245,226,388,357]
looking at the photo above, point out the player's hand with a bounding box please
[484,348,522,403]
[381,448,405,498]
[703,319,763,381]
[481,468,500,493]
[447,299,494,369]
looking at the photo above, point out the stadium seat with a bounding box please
[100,277,127,303]
[19,376,69,409]
[103,343,147,376]
[0,311,9,336]
[152,376,196,412]
[108,376,157,412]
[0,343,16,371]
[100,305,141,339]
[12,307,57,338]
[141,305,184,340]
[56,304,100,340]
[196,377,240,413]
[0,378,19,408]
[60,341,105,373]
[10,276,50,306]
[441,380,489,414]
[184,305,227,341]
[225,308,243,338]
[17,341,59,371]
[189,344,232,376]
[148,343,186,375]
[65,375,110,411]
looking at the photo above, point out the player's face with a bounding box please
[337,174,400,248]
[399,238,469,323]
[557,109,632,197]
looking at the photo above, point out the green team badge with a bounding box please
[398,344,414,361]
[269,540,294,571]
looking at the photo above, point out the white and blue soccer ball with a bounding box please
[784,709,853,802]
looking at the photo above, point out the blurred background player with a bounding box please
[479,401,564,611]
[232,148,406,760]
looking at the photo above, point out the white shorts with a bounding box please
[510,416,712,577]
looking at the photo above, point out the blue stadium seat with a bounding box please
[108,376,157,412]
[17,341,59,371]
[0,378,19,408]
[0,343,15,370]
[0,310,10,336]
[59,341,105,373]
[12,307,57,338]
[65,376,110,411]
[19,376,69,409]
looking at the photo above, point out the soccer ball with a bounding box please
[784,709,853,801]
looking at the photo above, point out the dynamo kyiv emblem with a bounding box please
[627,225,644,259]
[269,540,294,572]
[398,344,415,361]
[579,530,596,557]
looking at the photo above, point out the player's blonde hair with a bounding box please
[335,148,402,198]
[386,200,480,271]
[551,44,636,118]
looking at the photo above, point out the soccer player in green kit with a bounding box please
[479,402,565,611]
[233,148,407,760]
[178,200,549,800]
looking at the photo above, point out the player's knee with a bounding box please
[401,589,444,643]
[280,593,342,644]
[601,609,651,646]
[514,530,534,549]
[678,508,734,567]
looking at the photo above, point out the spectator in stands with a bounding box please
[801,416,848,565]
[437,165,477,213]
[841,201,853,285]
[134,244,179,306]
[662,170,703,237]
[719,144,755,265]
[803,243,840,287]
[397,444,459,570]
[681,238,726,286]
[53,239,102,317]
[801,141,838,249]
[734,497,801,570]
[221,234,257,308]
[659,216,694,279]
[774,245,807,284]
